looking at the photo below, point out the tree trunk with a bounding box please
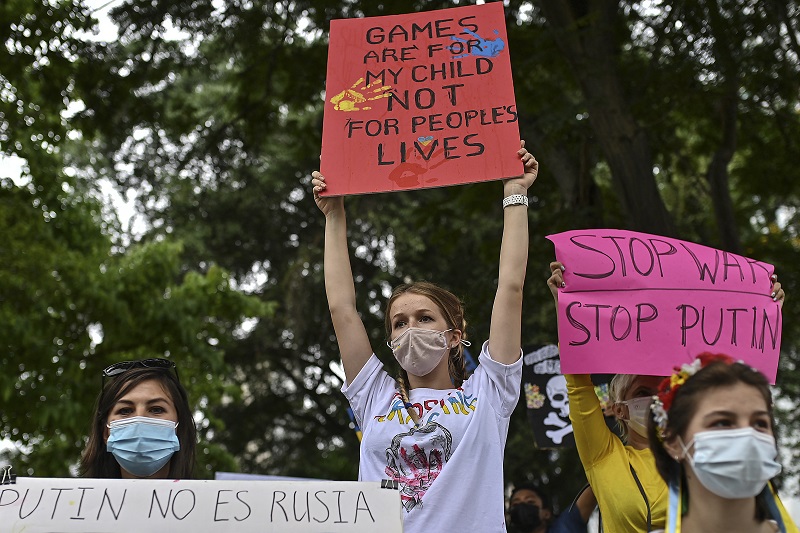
[703,0,742,253]
[704,88,742,254]
[519,116,603,224]
[536,0,676,236]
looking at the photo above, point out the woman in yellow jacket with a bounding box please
[547,262,793,533]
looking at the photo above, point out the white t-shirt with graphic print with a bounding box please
[342,340,522,533]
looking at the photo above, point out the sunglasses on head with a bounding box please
[101,358,180,387]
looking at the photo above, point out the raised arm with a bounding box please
[312,172,373,384]
[487,141,539,364]
[548,261,617,463]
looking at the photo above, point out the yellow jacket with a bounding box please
[567,373,667,533]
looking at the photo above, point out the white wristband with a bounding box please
[502,194,529,208]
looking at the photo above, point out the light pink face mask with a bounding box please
[388,328,452,376]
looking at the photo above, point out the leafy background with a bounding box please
[2,0,799,513]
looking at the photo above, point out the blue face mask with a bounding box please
[106,416,180,477]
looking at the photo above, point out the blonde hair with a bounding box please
[609,373,637,442]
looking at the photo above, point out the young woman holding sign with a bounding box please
[546,262,786,533]
[81,359,196,479]
[647,353,798,533]
[311,141,537,533]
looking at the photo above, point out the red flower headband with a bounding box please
[651,353,736,439]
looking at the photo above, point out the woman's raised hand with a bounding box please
[547,261,565,304]
[770,275,785,308]
[504,140,539,194]
[311,170,344,217]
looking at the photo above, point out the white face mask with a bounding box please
[680,427,782,499]
[620,396,652,438]
[388,327,452,376]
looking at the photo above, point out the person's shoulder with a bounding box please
[342,354,390,395]
[478,340,523,368]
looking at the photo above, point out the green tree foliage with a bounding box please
[0,179,269,476]
[2,0,799,508]
[0,0,270,477]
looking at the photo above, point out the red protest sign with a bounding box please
[320,3,522,196]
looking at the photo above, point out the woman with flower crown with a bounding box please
[648,353,798,533]
[546,262,787,533]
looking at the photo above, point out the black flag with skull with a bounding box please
[520,345,616,448]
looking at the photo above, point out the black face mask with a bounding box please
[509,503,542,532]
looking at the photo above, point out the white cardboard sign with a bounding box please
[0,477,403,532]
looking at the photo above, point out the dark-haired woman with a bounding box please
[80,360,196,479]
[648,353,798,533]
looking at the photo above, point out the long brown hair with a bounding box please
[384,281,469,393]
[80,367,196,479]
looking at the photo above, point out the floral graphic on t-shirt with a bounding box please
[384,421,453,512]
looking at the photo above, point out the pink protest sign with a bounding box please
[320,2,522,196]
[547,230,782,382]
